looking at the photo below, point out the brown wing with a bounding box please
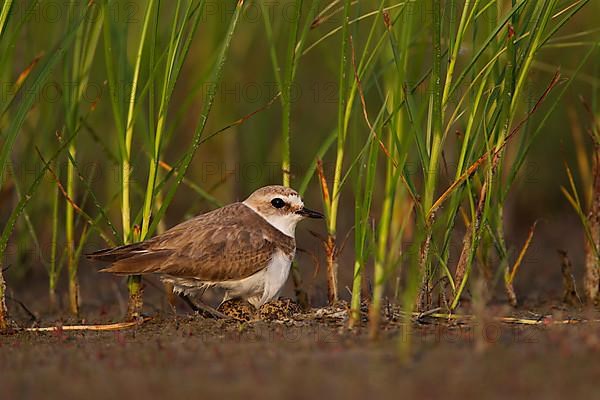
[88,203,296,281]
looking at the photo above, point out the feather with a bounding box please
[89,203,295,282]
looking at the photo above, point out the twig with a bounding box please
[416,307,442,321]
[316,159,331,205]
[410,311,594,326]
[6,296,37,322]
[558,249,583,305]
[35,147,115,246]
[35,147,84,216]
[509,220,539,283]
[24,317,151,332]
[199,92,281,146]
[349,36,396,168]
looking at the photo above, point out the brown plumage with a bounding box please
[88,185,323,308]
[88,203,296,282]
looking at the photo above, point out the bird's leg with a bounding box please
[178,293,230,320]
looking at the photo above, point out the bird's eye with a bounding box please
[271,198,285,208]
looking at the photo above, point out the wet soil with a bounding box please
[2,301,600,400]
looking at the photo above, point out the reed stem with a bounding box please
[0,265,7,331]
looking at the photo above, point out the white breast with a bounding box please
[165,249,294,308]
[216,249,293,308]
[257,249,293,305]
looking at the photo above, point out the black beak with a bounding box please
[296,206,324,219]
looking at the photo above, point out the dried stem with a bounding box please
[316,159,338,303]
[558,250,582,306]
[453,181,488,308]
[127,225,143,320]
[416,229,432,312]
[25,318,151,332]
[0,265,8,332]
[584,143,600,303]
[504,221,539,307]
[324,235,338,304]
[68,277,80,316]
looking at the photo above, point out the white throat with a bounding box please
[242,202,301,237]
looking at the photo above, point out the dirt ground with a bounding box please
[2,299,600,400]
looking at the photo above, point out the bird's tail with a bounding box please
[86,242,148,263]
[87,242,169,275]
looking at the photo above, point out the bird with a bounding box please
[87,185,323,315]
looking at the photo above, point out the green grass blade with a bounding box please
[148,0,244,237]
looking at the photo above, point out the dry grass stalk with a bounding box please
[316,159,338,303]
[0,267,8,331]
[584,144,600,304]
[558,250,582,306]
[454,181,488,305]
[316,160,331,204]
[414,312,591,326]
[504,221,539,307]
[127,284,144,321]
[508,221,538,282]
[454,225,474,295]
[68,278,80,316]
[416,230,432,312]
[324,236,338,304]
[349,36,396,168]
[25,318,151,332]
[127,225,144,320]
[504,266,518,307]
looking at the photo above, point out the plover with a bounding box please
[88,185,323,312]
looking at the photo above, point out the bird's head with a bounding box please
[243,185,323,236]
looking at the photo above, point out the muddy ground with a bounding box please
[2,299,600,400]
